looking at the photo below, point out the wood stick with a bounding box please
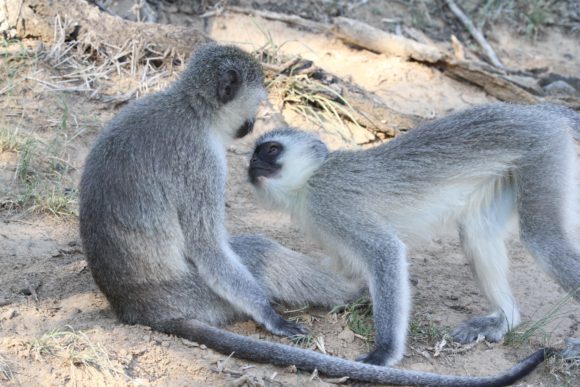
[227,6,326,32]
[442,58,538,103]
[444,0,504,68]
[318,16,544,105]
[332,17,442,63]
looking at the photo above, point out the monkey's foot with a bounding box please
[452,315,508,344]
[356,348,399,366]
[266,315,309,337]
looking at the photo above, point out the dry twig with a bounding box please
[227,6,326,32]
[444,0,503,68]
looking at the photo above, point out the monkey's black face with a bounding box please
[249,141,283,185]
[235,119,255,139]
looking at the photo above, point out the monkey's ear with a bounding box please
[218,69,241,104]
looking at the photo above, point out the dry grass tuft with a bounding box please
[409,316,448,344]
[253,37,366,144]
[0,127,21,153]
[1,38,34,97]
[0,128,77,217]
[2,15,184,219]
[544,351,580,386]
[331,296,375,343]
[0,353,15,381]
[39,15,182,101]
[29,326,125,382]
[289,334,325,352]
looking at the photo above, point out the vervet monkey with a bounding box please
[249,103,580,368]
[78,44,565,385]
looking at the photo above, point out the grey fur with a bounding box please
[250,103,580,376]
[79,44,370,375]
[78,44,557,386]
[80,43,311,335]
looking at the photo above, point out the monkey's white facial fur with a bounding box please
[180,44,268,146]
[213,83,267,146]
[249,128,328,211]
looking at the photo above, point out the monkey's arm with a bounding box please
[191,240,307,337]
[335,226,410,367]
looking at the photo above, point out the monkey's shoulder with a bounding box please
[108,91,190,133]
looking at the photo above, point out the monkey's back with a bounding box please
[307,103,578,243]
[79,90,226,325]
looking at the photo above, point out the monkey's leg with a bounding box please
[347,231,410,366]
[516,146,580,301]
[453,197,520,343]
[230,235,360,308]
[195,243,308,337]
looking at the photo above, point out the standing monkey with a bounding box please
[249,103,580,367]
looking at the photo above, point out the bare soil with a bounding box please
[1,1,579,386]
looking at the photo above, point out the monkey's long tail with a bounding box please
[161,319,556,387]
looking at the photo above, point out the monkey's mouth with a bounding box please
[248,164,280,186]
[235,119,255,139]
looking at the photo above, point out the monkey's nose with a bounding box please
[235,119,255,139]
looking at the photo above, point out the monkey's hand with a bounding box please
[355,348,395,367]
[265,313,309,337]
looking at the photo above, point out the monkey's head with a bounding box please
[180,44,267,141]
[249,128,328,210]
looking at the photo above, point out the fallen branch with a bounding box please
[336,75,421,137]
[227,6,326,32]
[444,0,504,68]
[226,7,442,64]
[323,16,535,103]
[332,17,442,63]
[442,59,538,103]
[323,16,580,108]
[265,59,421,138]
[224,6,580,109]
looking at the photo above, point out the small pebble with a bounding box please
[544,80,577,95]
[181,338,199,347]
[337,328,355,343]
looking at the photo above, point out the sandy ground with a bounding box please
[1,1,579,386]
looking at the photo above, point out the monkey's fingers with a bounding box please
[451,315,507,344]
[268,315,309,337]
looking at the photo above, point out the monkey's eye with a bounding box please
[266,143,281,156]
[256,141,283,162]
